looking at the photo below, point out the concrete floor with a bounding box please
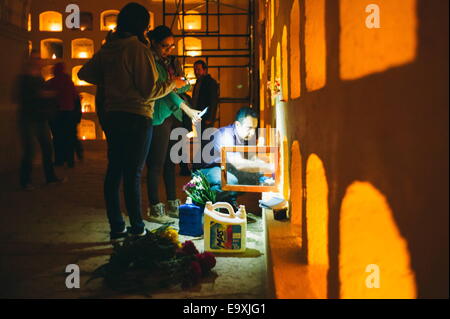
[0,141,268,299]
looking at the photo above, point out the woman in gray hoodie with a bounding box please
[78,2,186,241]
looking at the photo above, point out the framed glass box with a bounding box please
[220,146,280,192]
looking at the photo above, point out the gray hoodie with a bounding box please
[78,33,175,118]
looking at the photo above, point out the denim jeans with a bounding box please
[146,115,180,205]
[104,112,153,234]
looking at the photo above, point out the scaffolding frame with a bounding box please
[162,0,257,126]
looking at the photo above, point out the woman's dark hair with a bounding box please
[147,25,173,44]
[117,2,150,44]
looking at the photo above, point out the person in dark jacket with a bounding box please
[191,60,219,170]
[15,50,64,190]
[192,60,219,128]
[78,2,186,241]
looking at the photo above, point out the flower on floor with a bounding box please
[87,224,216,294]
[183,171,217,206]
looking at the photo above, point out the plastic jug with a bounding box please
[178,197,204,237]
[204,201,247,253]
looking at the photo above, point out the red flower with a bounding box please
[181,240,199,256]
[190,261,202,283]
[195,252,216,274]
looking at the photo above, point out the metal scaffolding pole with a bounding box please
[162,0,256,126]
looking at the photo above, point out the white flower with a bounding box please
[197,185,205,190]
[193,176,202,184]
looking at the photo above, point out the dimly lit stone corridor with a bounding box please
[0,141,268,299]
[0,0,448,300]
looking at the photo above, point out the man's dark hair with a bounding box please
[147,25,173,44]
[235,107,258,123]
[117,2,150,44]
[194,60,208,70]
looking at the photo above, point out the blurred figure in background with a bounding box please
[46,62,79,168]
[15,50,64,190]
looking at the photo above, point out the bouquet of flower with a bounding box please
[88,224,216,294]
[183,171,217,206]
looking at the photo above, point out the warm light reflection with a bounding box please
[290,0,301,99]
[306,153,329,298]
[72,38,94,59]
[340,0,417,80]
[80,92,95,113]
[72,66,90,86]
[305,0,326,91]
[339,182,417,298]
[77,119,96,140]
[184,64,196,85]
[41,65,54,81]
[40,38,63,60]
[101,10,119,31]
[178,10,201,30]
[178,37,202,57]
[39,11,63,32]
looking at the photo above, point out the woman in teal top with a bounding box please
[146,26,200,223]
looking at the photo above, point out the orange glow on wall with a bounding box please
[178,10,201,30]
[306,153,329,297]
[183,64,196,85]
[339,0,418,80]
[41,65,54,81]
[40,38,63,59]
[101,10,119,31]
[79,92,95,113]
[290,141,302,241]
[39,11,62,32]
[270,0,275,40]
[281,26,289,101]
[178,37,202,57]
[270,56,275,106]
[71,38,94,59]
[305,0,326,91]
[339,182,417,298]
[72,66,90,86]
[290,0,301,99]
[77,119,96,140]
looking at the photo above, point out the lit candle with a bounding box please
[52,54,56,59]
[107,24,116,31]
[50,24,61,31]
[78,52,88,59]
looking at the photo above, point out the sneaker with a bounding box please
[110,227,128,242]
[127,227,148,239]
[147,203,172,224]
[167,199,181,218]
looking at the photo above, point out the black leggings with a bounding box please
[146,115,181,205]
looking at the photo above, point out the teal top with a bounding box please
[152,57,191,126]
